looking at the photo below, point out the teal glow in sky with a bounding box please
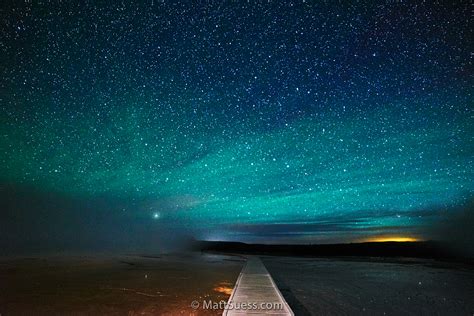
[1,1,473,246]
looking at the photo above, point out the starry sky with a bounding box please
[1,1,473,250]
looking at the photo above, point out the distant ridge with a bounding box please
[194,240,471,261]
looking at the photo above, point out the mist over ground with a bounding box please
[425,197,474,257]
[0,184,195,256]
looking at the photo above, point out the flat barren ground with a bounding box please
[2,254,473,315]
[263,256,474,315]
[0,253,244,316]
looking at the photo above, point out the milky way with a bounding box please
[1,2,472,244]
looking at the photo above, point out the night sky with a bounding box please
[1,1,472,250]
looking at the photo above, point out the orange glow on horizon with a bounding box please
[362,236,421,243]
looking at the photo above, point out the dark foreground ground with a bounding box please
[1,253,473,315]
[263,256,474,316]
[0,253,244,316]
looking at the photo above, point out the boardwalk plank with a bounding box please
[223,257,294,316]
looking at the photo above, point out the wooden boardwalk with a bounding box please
[223,257,294,315]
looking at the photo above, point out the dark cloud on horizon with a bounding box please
[222,208,439,235]
[214,198,474,248]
